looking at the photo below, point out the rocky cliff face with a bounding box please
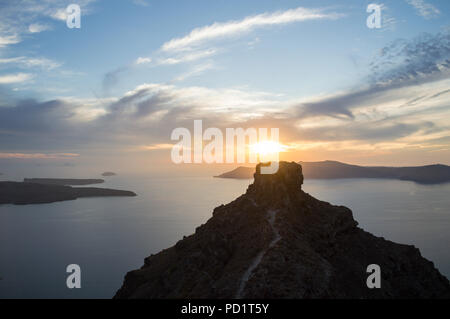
[115,162,450,299]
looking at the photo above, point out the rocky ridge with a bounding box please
[115,162,450,299]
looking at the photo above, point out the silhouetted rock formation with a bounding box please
[23,178,104,186]
[115,162,450,299]
[102,172,117,177]
[0,182,136,205]
[215,160,450,184]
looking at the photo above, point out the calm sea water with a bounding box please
[1,175,450,298]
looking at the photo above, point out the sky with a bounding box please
[0,0,449,174]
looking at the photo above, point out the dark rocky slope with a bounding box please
[0,182,136,205]
[115,162,450,299]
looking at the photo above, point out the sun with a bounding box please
[249,141,287,158]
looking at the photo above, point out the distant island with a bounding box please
[0,181,136,205]
[23,178,104,186]
[215,160,450,184]
[102,172,117,177]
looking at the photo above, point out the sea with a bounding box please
[1,173,450,298]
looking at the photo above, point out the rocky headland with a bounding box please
[0,181,136,205]
[23,178,105,186]
[115,162,450,299]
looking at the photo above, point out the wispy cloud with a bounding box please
[0,35,20,48]
[247,37,261,47]
[405,0,440,19]
[379,4,396,32]
[28,23,51,33]
[0,73,34,84]
[135,57,152,65]
[157,49,218,65]
[102,67,128,93]
[0,56,61,70]
[173,63,215,82]
[106,49,218,90]
[132,0,149,7]
[161,7,341,52]
[50,8,69,21]
[370,31,450,85]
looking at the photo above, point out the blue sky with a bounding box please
[2,0,448,98]
[0,0,449,170]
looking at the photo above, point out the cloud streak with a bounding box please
[0,73,34,84]
[135,57,152,65]
[0,56,61,70]
[157,49,218,65]
[0,35,20,48]
[161,7,341,52]
[405,0,440,19]
[28,23,50,33]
